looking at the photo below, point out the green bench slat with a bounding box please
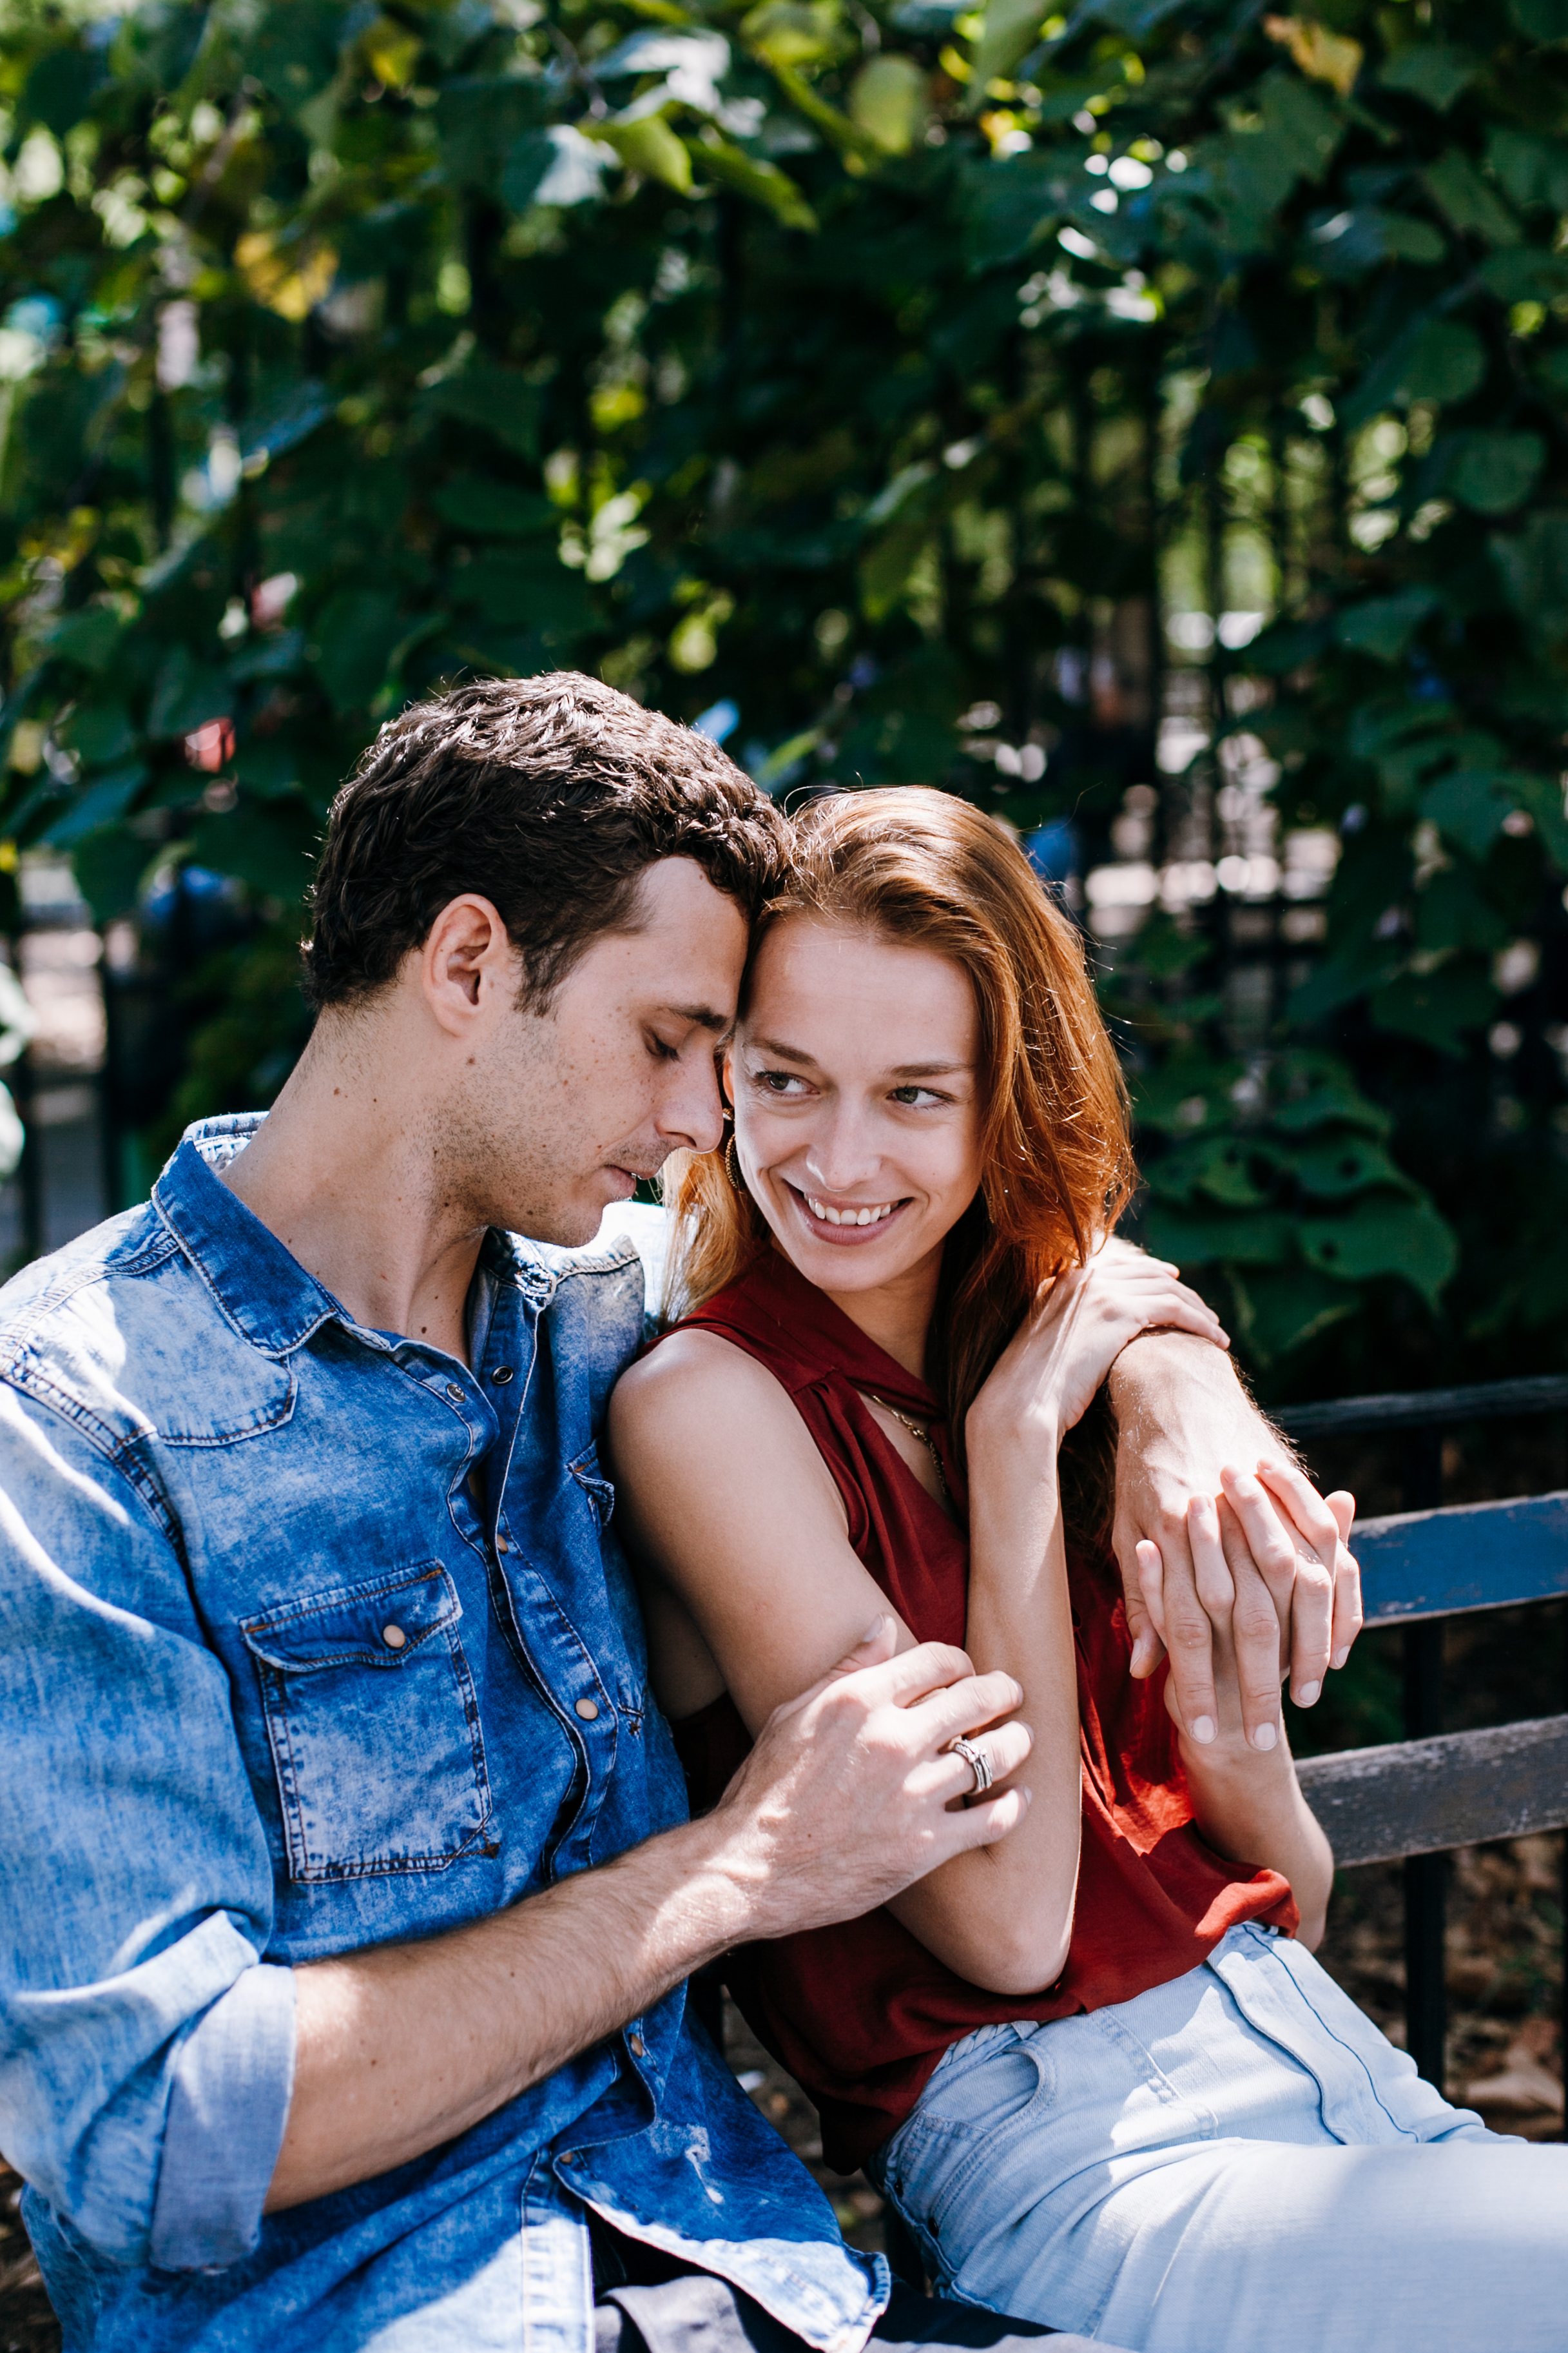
[1352,1492,1568,1628]
[1297,1713,1568,1868]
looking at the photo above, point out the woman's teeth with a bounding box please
[806,1196,896,1227]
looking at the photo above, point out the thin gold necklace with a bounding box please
[868,1394,953,1505]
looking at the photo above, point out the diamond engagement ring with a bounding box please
[948,1734,993,1796]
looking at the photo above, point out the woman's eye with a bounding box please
[891,1085,943,1108]
[751,1068,811,1097]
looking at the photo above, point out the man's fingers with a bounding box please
[1151,1522,1221,1747]
[946,1785,1031,1851]
[810,1635,978,1718]
[1324,1492,1364,1667]
[820,1613,900,1684]
[1114,1519,1168,1677]
[1217,1500,1291,1750]
[906,1668,1029,1752]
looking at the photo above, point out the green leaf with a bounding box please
[742,1,847,69]
[1448,429,1545,515]
[1286,1136,1417,1200]
[591,110,695,191]
[431,477,558,538]
[188,799,320,908]
[688,135,818,229]
[1489,509,1568,634]
[456,551,595,634]
[501,125,612,211]
[1480,247,1568,304]
[967,0,1049,101]
[1422,150,1522,246]
[1298,1189,1458,1307]
[42,763,148,849]
[1139,1205,1295,1267]
[1227,1267,1357,1363]
[1370,963,1496,1055]
[1259,68,1343,182]
[311,590,405,714]
[45,607,123,673]
[424,362,543,459]
[70,824,156,926]
[1486,127,1568,214]
[61,698,136,769]
[1511,0,1568,38]
[1420,765,1517,858]
[849,54,927,152]
[1377,43,1478,112]
[148,648,230,740]
[1343,318,1486,426]
[1335,587,1438,662]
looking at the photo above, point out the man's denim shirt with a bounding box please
[0,1116,888,2353]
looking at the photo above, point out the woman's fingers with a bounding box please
[1253,1460,1362,1677]
[913,1719,1035,1806]
[1219,1466,1332,1721]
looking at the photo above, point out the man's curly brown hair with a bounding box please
[302,672,786,1012]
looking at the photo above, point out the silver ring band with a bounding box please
[948,1734,993,1796]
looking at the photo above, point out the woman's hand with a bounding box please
[1139,1474,1358,1750]
[967,1246,1230,1463]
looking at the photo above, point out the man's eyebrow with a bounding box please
[670,1002,734,1035]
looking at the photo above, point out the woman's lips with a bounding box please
[784,1182,911,1245]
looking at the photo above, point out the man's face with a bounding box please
[463,857,749,1246]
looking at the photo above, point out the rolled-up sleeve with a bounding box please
[0,1387,292,2269]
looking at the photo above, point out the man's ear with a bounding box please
[420,895,518,1035]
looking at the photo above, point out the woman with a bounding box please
[607,788,1567,2353]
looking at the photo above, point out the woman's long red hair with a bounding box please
[662,787,1136,1452]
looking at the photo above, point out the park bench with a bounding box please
[869,1371,1568,2289]
[1278,1371,1568,2094]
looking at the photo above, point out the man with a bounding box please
[0,674,1352,2352]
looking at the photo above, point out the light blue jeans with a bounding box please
[869,1922,1568,2352]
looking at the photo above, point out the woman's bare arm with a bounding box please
[609,1331,1079,1996]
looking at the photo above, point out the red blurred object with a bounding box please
[185,718,235,772]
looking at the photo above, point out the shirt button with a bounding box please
[490,1365,515,1385]
[382,1625,407,1650]
[495,1534,509,1555]
[445,1382,464,1403]
[628,2034,645,2058]
[574,1697,599,1721]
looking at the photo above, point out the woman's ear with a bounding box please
[719,1045,736,1108]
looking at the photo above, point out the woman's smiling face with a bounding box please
[728,915,985,1297]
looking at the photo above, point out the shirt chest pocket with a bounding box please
[240,1563,494,1882]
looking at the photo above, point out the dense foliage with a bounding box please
[2,0,1568,1394]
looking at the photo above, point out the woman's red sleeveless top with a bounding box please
[662,1248,1295,2172]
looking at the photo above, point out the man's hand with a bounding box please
[269,1620,1027,2212]
[711,1615,1032,1937]
[1108,1331,1361,1753]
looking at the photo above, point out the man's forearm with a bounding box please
[267,1808,755,2211]
[267,1628,1031,2214]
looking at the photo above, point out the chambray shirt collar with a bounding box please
[153,1116,557,1363]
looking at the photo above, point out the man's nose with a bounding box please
[657,1052,726,1154]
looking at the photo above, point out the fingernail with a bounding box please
[1251,1721,1278,1752]
[1191,1715,1216,1745]
[1331,1646,1350,1670]
[1296,1680,1321,1706]
[862,1614,889,1643]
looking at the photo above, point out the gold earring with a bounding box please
[724,1130,745,1189]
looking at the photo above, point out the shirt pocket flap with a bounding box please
[240,1563,459,1674]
